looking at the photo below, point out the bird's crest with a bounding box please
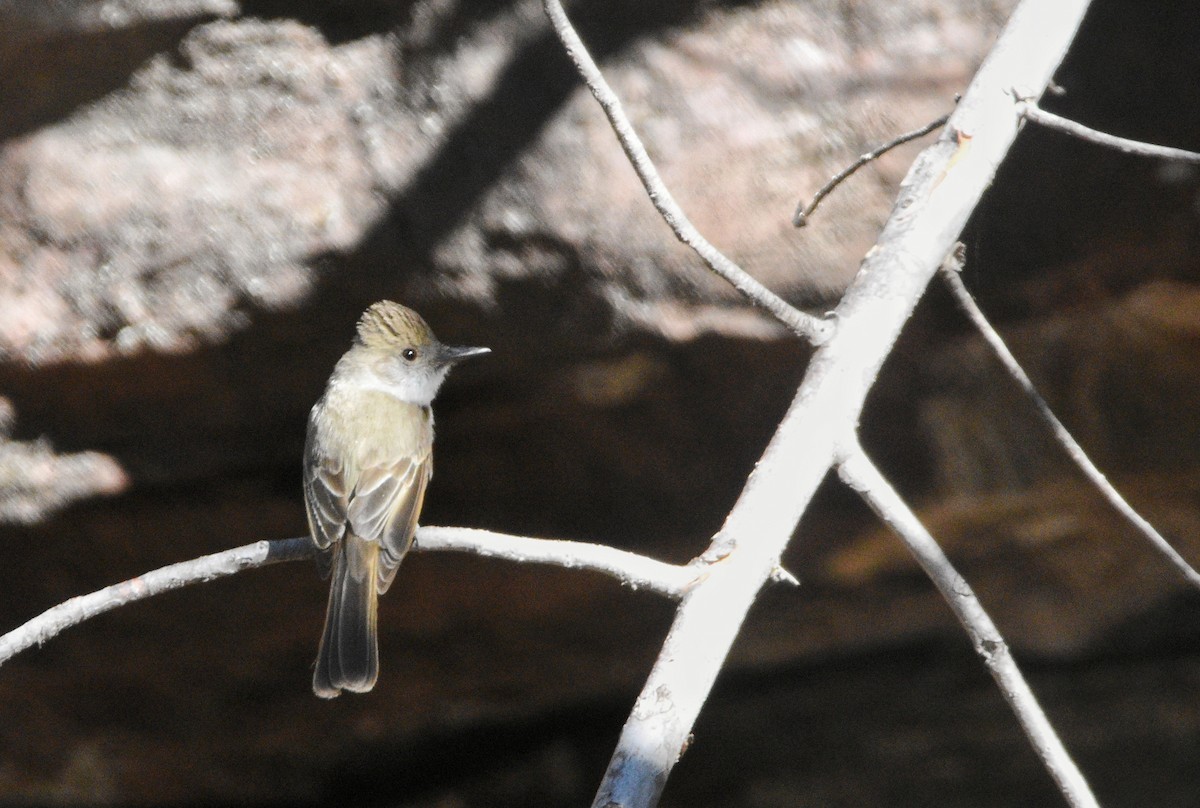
[355,301,434,350]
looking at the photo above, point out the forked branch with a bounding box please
[571,0,1099,805]
[2,5,1131,808]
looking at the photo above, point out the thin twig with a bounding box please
[940,253,1200,590]
[837,446,1098,808]
[541,0,832,345]
[792,113,951,228]
[1020,103,1200,163]
[583,0,1096,804]
[0,529,695,667]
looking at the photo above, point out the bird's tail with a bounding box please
[313,536,379,698]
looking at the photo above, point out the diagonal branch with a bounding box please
[792,112,951,228]
[1019,102,1200,163]
[0,528,695,667]
[577,0,1097,805]
[0,539,302,666]
[542,0,832,346]
[837,445,1098,808]
[940,258,1200,589]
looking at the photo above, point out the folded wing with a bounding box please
[346,453,432,593]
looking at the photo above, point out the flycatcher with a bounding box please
[304,301,489,698]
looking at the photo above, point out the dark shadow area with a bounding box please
[238,0,513,48]
[321,695,626,806]
[960,0,1200,318]
[304,626,1200,807]
[237,0,421,44]
[0,294,808,551]
[671,628,1200,808]
[0,18,210,142]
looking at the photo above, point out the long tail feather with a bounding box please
[313,536,379,698]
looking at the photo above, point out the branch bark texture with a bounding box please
[586,1,1096,806]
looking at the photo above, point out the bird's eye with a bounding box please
[402,348,417,361]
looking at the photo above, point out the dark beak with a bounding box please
[436,344,491,366]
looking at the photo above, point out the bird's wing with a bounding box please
[303,448,350,580]
[346,451,432,594]
[305,453,350,550]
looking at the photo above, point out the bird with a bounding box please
[303,301,489,698]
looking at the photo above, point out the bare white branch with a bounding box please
[837,446,1099,808]
[941,259,1200,590]
[541,0,832,346]
[1020,102,1200,163]
[0,529,694,668]
[584,1,1097,805]
[0,539,303,666]
[415,526,695,597]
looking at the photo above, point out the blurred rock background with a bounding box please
[1,0,1199,805]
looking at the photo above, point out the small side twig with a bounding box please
[0,528,696,667]
[792,113,951,227]
[838,445,1099,808]
[940,250,1200,590]
[1019,103,1200,163]
[541,0,832,345]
